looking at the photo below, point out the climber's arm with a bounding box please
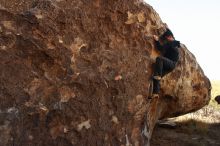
[155,41,164,52]
[153,35,164,52]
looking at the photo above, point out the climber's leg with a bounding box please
[152,78,160,94]
[150,57,176,99]
[148,78,160,99]
[153,57,163,80]
[154,56,176,77]
[161,57,176,77]
[150,57,163,99]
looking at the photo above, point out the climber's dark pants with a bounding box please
[153,56,177,94]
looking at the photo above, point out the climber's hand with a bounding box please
[153,35,159,41]
[164,23,168,28]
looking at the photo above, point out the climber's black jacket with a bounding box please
[155,40,180,62]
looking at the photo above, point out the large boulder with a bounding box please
[0,0,211,145]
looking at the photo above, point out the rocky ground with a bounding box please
[152,106,220,146]
[152,122,220,146]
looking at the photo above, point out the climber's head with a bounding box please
[162,29,175,41]
[165,35,174,41]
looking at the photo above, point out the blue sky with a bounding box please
[145,0,220,80]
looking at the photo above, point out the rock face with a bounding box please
[0,0,211,146]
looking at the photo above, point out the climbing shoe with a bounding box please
[148,94,159,99]
[153,76,161,80]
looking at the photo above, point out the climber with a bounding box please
[150,28,180,99]
[215,95,220,104]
